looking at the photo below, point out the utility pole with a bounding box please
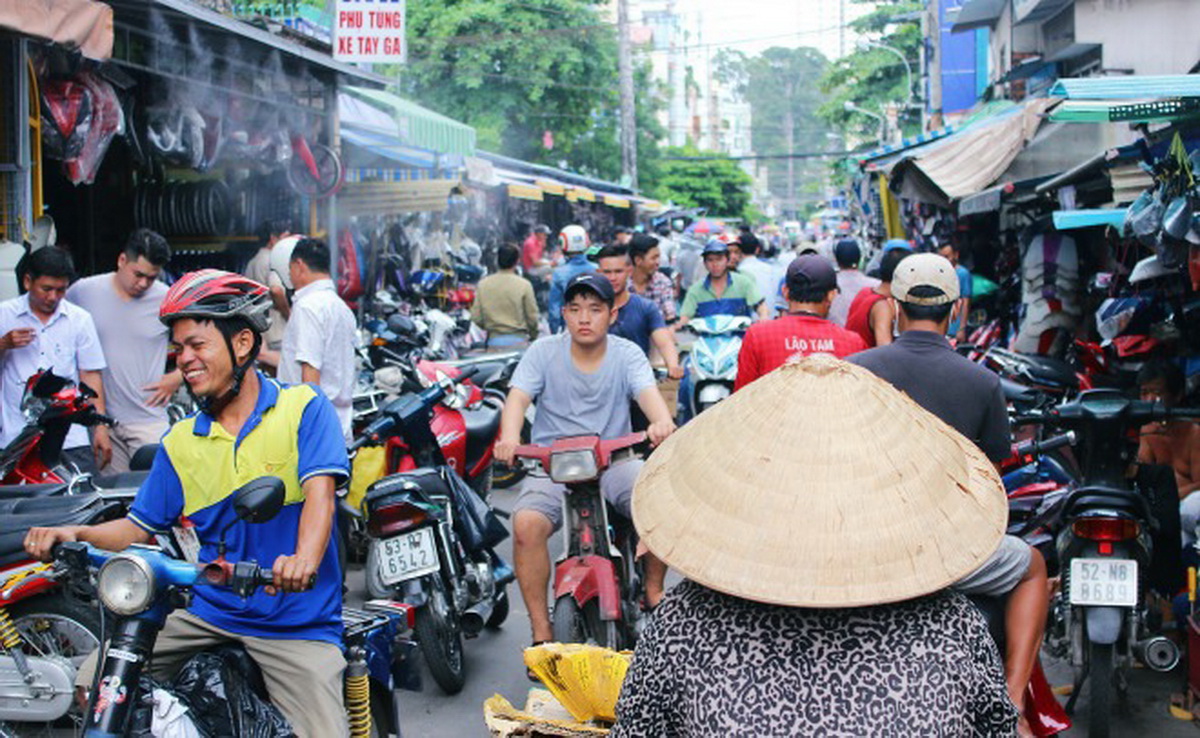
[838,0,845,58]
[784,76,795,220]
[617,0,638,188]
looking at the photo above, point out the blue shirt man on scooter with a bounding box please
[547,225,598,333]
[25,271,351,738]
[494,272,676,651]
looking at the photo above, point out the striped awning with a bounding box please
[506,184,543,202]
[344,87,476,157]
[337,179,459,216]
[603,194,631,209]
[1049,74,1200,100]
[567,187,596,202]
[534,178,567,196]
[0,0,113,59]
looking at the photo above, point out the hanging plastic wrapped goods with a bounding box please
[40,70,124,185]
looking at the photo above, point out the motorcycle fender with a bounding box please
[554,555,621,621]
[401,578,428,609]
[1084,606,1124,645]
[391,639,423,692]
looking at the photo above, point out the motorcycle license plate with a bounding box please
[376,529,441,586]
[1069,558,1137,607]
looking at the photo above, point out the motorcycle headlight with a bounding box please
[691,352,715,380]
[97,555,155,616]
[549,450,599,483]
[698,383,731,405]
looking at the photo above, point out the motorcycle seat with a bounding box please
[0,483,70,499]
[366,467,452,510]
[1062,486,1150,521]
[1021,355,1078,389]
[0,494,124,565]
[463,399,503,474]
[1000,378,1040,407]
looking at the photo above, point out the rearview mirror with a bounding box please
[233,477,285,524]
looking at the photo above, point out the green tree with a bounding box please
[653,145,753,219]
[817,0,922,143]
[714,46,832,218]
[393,0,662,184]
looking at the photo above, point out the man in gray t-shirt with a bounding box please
[67,230,180,472]
[495,273,677,649]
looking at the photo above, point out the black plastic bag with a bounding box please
[170,648,292,738]
[444,467,508,552]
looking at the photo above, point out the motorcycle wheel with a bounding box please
[414,580,466,695]
[1087,641,1113,738]
[485,590,509,630]
[551,596,584,644]
[9,594,101,731]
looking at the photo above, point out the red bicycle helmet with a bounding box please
[160,269,272,333]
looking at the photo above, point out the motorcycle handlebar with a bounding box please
[1013,431,1076,459]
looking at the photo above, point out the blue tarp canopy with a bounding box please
[341,126,440,170]
[1052,208,1127,231]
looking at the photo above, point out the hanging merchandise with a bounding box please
[40,70,125,185]
[338,227,367,303]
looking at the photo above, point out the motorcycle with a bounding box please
[1014,390,1199,738]
[0,492,126,733]
[352,368,512,695]
[0,370,117,486]
[679,315,751,423]
[514,432,646,650]
[54,477,416,737]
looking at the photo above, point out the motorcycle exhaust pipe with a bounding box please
[1132,636,1180,672]
[460,600,494,638]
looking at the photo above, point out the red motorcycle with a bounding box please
[515,433,646,649]
[0,370,115,486]
[372,360,502,495]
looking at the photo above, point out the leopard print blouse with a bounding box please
[611,580,1018,737]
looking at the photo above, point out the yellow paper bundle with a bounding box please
[523,644,632,723]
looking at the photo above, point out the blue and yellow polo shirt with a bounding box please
[679,271,764,320]
[129,373,349,645]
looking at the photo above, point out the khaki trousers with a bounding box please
[107,420,169,473]
[78,610,348,738]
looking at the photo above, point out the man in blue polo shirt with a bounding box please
[26,271,350,738]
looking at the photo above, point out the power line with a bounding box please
[663,151,854,161]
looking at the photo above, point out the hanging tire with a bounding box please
[1087,640,1113,738]
[551,596,585,644]
[414,580,466,694]
[485,590,510,630]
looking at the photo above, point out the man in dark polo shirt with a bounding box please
[850,253,1047,725]
[735,254,866,390]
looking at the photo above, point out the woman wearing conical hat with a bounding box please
[611,356,1018,737]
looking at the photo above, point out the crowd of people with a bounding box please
[10,215,1196,736]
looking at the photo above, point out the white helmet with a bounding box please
[269,235,304,290]
[559,224,590,255]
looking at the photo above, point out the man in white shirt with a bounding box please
[731,233,785,316]
[276,238,357,441]
[0,247,108,472]
[243,219,293,367]
[828,238,880,328]
[67,229,181,472]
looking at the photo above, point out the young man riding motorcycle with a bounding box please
[24,270,351,738]
[494,273,676,649]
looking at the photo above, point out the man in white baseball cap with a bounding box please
[851,252,1047,724]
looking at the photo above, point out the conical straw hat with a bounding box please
[633,354,1007,608]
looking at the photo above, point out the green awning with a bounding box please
[344,87,476,157]
[1049,74,1200,100]
[1052,208,1127,231]
[1048,98,1200,124]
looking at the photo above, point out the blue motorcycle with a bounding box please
[55,477,416,737]
[678,315,752,423]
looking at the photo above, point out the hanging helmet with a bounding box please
[160,269,272,333]
[269,235,304,290]
[559,225,590,255]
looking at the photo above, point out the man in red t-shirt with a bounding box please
[522,224,552,273]
[735,254,867,390]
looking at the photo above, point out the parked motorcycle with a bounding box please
[0,492,125,733]
[54,477,415,737]
[353,368,512,695]
[1014,390,1199,738]
[679,315,751,423]
[514,432,646,650]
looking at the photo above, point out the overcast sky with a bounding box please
[679,0,875,61]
